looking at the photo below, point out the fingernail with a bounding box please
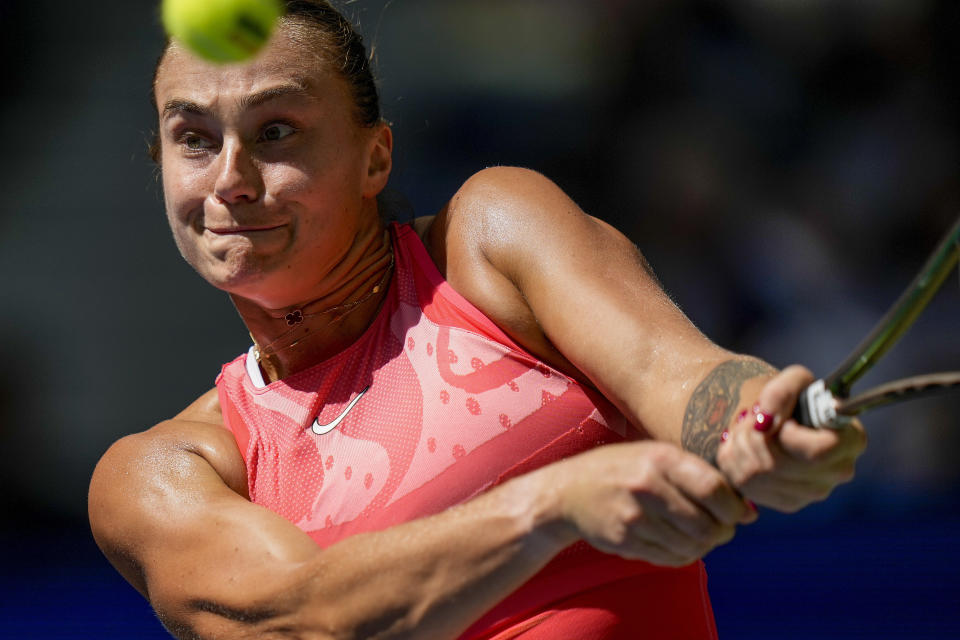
[736,408,749,423]
[754,411,775,432]
[747,500,757,511]
[720,429,730,442]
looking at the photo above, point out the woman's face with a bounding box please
[154,29,391,307]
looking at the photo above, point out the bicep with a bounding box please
[443,167,731,442]
[88,420,320,638]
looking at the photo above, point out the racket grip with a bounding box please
[793,379,849,429]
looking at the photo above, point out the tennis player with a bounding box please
[89,2,866,638]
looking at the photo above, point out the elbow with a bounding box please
[146,559,413,640]
[150,597,344,640]
[146,563,344,640]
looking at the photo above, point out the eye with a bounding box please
[179,132,216,151]
[260,122,296,142]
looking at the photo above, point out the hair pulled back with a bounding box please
[150,0,380,163]
[281,0,380,127]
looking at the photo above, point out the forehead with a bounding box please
[154,28,343,111]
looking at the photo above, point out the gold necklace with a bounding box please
[252,250,394,362]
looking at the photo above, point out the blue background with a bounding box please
[1,0,958,637]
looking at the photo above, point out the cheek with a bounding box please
[162,162,208,224]
[161,164,210,266]
[164,205,201,268]
[264,135,366,203]
[266,164,359,238]
[262,162,314,201]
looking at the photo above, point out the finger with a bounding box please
[743,477,836,513]
[777,419,867,467]
[632,507,719,560]
[630,491,736,561]
[725,419,845,484]
[717,420,777,488]
[664,454,753,527]
[615,534,704,567]
[755,365,816,436]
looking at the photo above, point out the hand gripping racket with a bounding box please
[794,215,960,429]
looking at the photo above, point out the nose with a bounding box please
[213,139,262,204]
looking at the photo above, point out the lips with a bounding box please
[205,223,286,235]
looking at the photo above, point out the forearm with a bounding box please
[680,358,777,463]
[96,416,755,640]
[444,169,775,448]
[152,464,574,640]
[299,470,570,639]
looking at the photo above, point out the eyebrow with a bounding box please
[160,79,315,122]
[239,79,314,110]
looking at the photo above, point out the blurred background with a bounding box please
[1,0,958,637]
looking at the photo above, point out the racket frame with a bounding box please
[795,215,960,428]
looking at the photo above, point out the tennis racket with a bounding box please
[794,214,960,429]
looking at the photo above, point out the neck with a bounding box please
[232,224,393,382]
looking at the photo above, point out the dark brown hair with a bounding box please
[149,0,380,163]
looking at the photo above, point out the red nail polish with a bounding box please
[754,411,775,432]
[752,402,762,415]
[720,429,730,442]
[747,500,757,511]
[736,408,749,423]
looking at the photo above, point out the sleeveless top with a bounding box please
[216,222,717,639]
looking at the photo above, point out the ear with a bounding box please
[361,123,393,199]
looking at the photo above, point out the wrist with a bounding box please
[509,462,581,552]
[680,358,776,463]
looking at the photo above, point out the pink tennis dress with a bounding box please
[216,222,718,639]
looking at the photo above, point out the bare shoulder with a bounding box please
[412,214,435,245]
[93,387,241,491]
[174,385,224,424]
[430,166,566,241]
[88,387,246,594]
[423,167,593,381]
[429,166,610,267]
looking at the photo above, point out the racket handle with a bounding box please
[795,372,960,428]
[793,379,850,429]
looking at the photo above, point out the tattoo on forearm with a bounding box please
[681,359,775,463]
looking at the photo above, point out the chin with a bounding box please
[192,246,277,295]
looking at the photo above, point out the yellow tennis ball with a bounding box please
[162,0,283,64]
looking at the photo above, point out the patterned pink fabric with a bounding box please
[215,223,717,639]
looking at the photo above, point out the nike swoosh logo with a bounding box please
[311,386,369,435]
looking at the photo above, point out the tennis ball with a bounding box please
[162,0,284,64]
